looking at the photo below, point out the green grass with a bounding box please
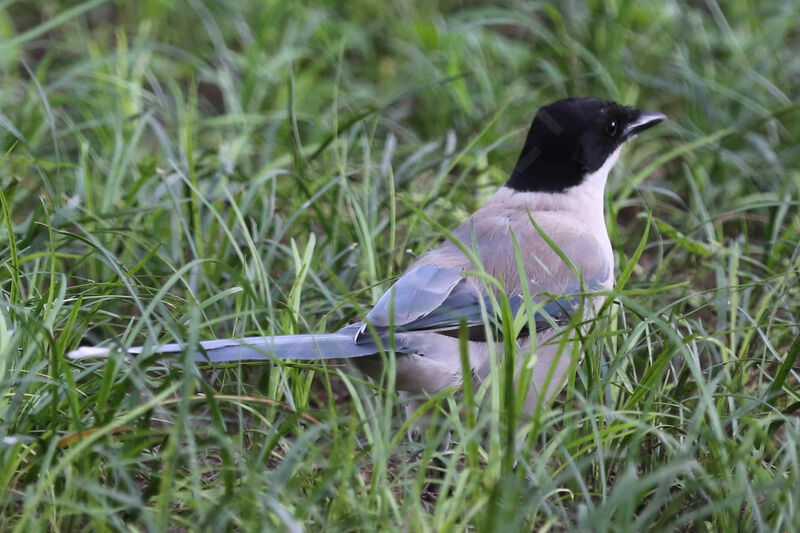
[1,0,799,530]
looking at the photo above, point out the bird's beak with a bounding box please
[623,110,666,140]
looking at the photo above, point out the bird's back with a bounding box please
[412,188,614,302]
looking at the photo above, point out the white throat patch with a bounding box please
[492,146,621,220]
[580,146,621,198]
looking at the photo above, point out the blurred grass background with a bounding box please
[1,0,799,530]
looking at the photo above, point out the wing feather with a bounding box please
[358,194,613,344]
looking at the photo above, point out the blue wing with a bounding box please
[355,263,605,343]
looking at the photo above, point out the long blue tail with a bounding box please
[67,324,390,362]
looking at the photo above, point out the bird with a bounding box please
[69,97,665,417]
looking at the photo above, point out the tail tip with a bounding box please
[67,346,113,360]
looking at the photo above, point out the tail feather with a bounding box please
[67,324,391,362]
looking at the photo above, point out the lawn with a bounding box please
[1,0,799,531]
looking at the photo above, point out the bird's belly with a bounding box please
[387,329,579,416]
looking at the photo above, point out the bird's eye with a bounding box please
[605,119,618,137]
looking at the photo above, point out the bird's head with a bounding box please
[507,97,665,193]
